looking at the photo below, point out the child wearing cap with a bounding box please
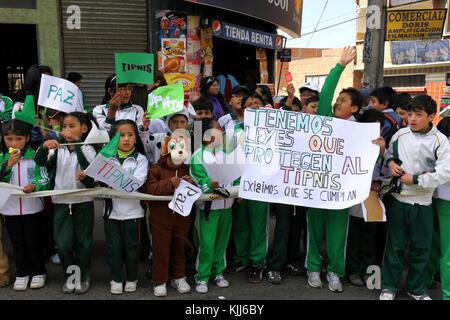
[217,85,249,132]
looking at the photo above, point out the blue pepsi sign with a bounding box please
[212,20,284,50]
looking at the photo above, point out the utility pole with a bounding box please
[362,0,387,90]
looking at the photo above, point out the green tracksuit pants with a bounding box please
[232,200,268,267]
[195,208,232,282]
[381,198,433,295]
[104,218,140,283]
[54,202,94,281]
[305,208,349,278]
[426,198,450,300]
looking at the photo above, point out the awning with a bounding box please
[184,0,303,38]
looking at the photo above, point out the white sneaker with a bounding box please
[170,277,191,294]
[153,283,167,297]
[110,280,123,295]
[125,280,138,293]
[30,274,46,289]
[326,272,343,293]
[307,271,323,289]
[407,292,432,300]
[13,276,29,291]
[379,289,396,300]
[195,281,208,294]
[213,275,229,288]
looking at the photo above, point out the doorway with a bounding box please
[0,24,38,101]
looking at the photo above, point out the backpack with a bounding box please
[383,113,406,145]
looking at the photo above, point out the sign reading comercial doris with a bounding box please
[386,9,447,41]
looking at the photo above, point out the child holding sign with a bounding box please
[35,112,98,294]
[190,118,238,294]
[93,74,146,133]
[0,119,49,291]
[102,120,148,295]
[145,133,192,297]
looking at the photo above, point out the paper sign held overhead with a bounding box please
[114,52,154,85]
[38,74,84,113]
[147,83,185,119]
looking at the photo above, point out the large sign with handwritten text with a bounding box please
[238,109,380,210]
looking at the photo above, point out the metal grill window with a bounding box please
[383,74,426,87]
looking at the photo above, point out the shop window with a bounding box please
[0,0,36,9]
[383,74,426,87]
[305,75,327,91]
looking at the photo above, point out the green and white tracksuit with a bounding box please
[0,94,13,122]
[190,145,237,282]
[381,127,450,295]
[304,63,351,278]
[102,151,148,283]
[35,143,97,281]
[425,136,450,300]
[92,102,145,132]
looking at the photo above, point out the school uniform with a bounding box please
[190,145,237,282]
[0,94,13,122]
[0,146,49,278]
[103,150,148,283]
[381,126,450,296]
[92,102,145,132]
[35,142,97,281]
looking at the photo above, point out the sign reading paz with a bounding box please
[238,109,380,210]
[38,74,84,113]
[168,179,202,216]
[115,52,154,85]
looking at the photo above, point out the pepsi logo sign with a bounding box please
[275,37,283,50]
[212,20,222,36]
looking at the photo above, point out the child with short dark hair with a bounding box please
[0,119,49,291]
[380,95,450,300]
[190,118,238,294]
[192,96,213,121]
[303,96,320,115]
[369,86,403,144]
[218,85,249,131]
[394,92,411,126]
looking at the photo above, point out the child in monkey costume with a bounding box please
[145,133,194,297]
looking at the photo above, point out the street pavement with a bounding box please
[0,200,443,301]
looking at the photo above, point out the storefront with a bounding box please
[150,0,303,98]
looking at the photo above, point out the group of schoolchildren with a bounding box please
[0,45,449,300]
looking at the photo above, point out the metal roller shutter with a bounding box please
[61,0,148,108]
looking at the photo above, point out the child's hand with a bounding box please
[388,160,403,177]
[210,180,220,189]
[400,173,414,186]
[109,90,121,110]
[287,83,296,98]
[182,175,194,184]
[143,111,151,129]
[171,177,181,188]
[339,46,357,67]
[76,170,86,181]
[7,150,21,168]
[372,137,386,155]
[188,87,201,104]
[370,182,381,192]
[42,130,51,140]
[43,140,60,150]
[209,193,222,200]
[22,184,36,194]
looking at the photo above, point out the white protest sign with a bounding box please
[0,187,13,210]
[238,108,380,210]
[203,131,247,185]
[168,179,202,216]
[38,74,84,113]
[84,155,142,194]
